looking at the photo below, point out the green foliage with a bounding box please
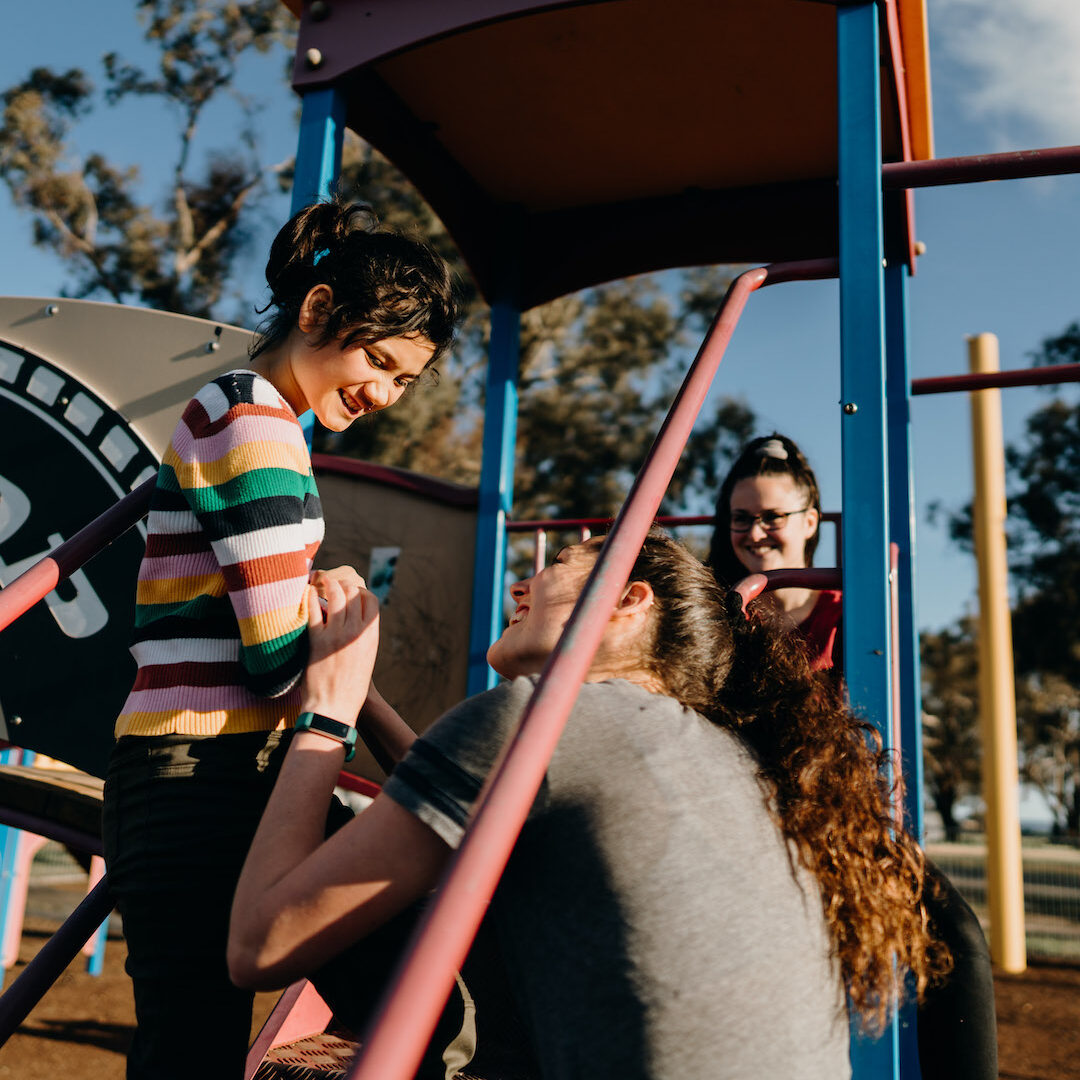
[920,623,982,841]
[1028,320,1080,369]
[1017,671,1080,837]
[0,0,293,317]
[1007,398,1080,685]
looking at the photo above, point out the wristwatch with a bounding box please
[294,712,357,762]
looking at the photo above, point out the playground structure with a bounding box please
[2,1,1080,1077]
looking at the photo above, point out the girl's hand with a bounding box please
[300,578,379,725]
[310,566,366,614]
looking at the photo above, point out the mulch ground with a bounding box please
[0,881,1078,1079]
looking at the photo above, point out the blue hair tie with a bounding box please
[313,247,330,266]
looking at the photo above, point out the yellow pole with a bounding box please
[968,332,1026,973]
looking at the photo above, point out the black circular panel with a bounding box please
[0,343,159,776]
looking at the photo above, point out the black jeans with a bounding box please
[102,730,352,1080]
[917,858,998,1080]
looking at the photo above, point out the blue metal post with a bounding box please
[291,85,347,447]
[886,262,924,1079]
[466,228,522,695]
[837,3,899,1077]
[885,264,924,841]
[291,86,347,214]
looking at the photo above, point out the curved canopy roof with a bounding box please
[282,0,933,308]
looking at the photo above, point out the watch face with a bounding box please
[0,343,158,776]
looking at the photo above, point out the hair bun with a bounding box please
[757,438,788,460]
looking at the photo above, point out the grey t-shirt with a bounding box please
[384,677,850,1080]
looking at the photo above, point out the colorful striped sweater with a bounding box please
[115,370,325,738]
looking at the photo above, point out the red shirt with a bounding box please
[793,590,843,672]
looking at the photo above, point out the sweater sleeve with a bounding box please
[158,371,324,697]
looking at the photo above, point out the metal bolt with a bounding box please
[843,402,858,414]
[309,0,330,20]
[206,340,221,353]
[44,304,59,316]
[58,395,70,407]
[9,715,22,727]
[305,47,323,69]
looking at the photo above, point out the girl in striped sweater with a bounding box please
[102,200,457,1080]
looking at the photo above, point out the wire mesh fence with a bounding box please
[926,839,1080,962]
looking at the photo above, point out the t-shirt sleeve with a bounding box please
[382,677,539,848]
[157,372,322,697]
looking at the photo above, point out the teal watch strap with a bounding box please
[295,712,357,762]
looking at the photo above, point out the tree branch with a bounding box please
[174,170,262,276]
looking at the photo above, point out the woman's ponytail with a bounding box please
[621,528,950,1032]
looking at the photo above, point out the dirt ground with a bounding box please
[1,881,1078,1079]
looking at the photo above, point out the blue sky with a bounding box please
[1,0,1079,637]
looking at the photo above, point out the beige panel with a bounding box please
[0,297,255,459]
[315,469,477,782]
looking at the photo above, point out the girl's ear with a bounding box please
[615,580,654,617]
[298,284,335,334]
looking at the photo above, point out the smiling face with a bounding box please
[487,539,604,679]
[290,333,435,432]
[729,474,819,574]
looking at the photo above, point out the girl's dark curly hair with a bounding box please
[624,528,950,1033]
[250,199,459,366]
[707,433,823,587]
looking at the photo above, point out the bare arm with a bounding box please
[356,684,416,773]
[227,578,449,990]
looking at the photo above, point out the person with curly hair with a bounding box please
[102,199,458,1079]
[709,433,998,1080]
[229,529,949,1079]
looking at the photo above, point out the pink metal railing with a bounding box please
[344,258,840,1080]
[0,478,155,634]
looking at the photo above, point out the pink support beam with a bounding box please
[345,258,838,1080]
[0,478,155,634]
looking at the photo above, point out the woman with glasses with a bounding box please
[707,434,842,671]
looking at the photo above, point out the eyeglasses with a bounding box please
[729,508,810,533]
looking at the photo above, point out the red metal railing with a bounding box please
[507,515,843,574]
[882,144,1080,189]
[911,364,1080,396]
[344,258,839,1080]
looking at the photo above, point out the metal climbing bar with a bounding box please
[882,143,1080,189]
[0,478,155,634]
[912,363,1080,396]
[0,876,113,1045]
[344,257,839,1080]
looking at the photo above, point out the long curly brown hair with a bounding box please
[625,528,951,1033]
